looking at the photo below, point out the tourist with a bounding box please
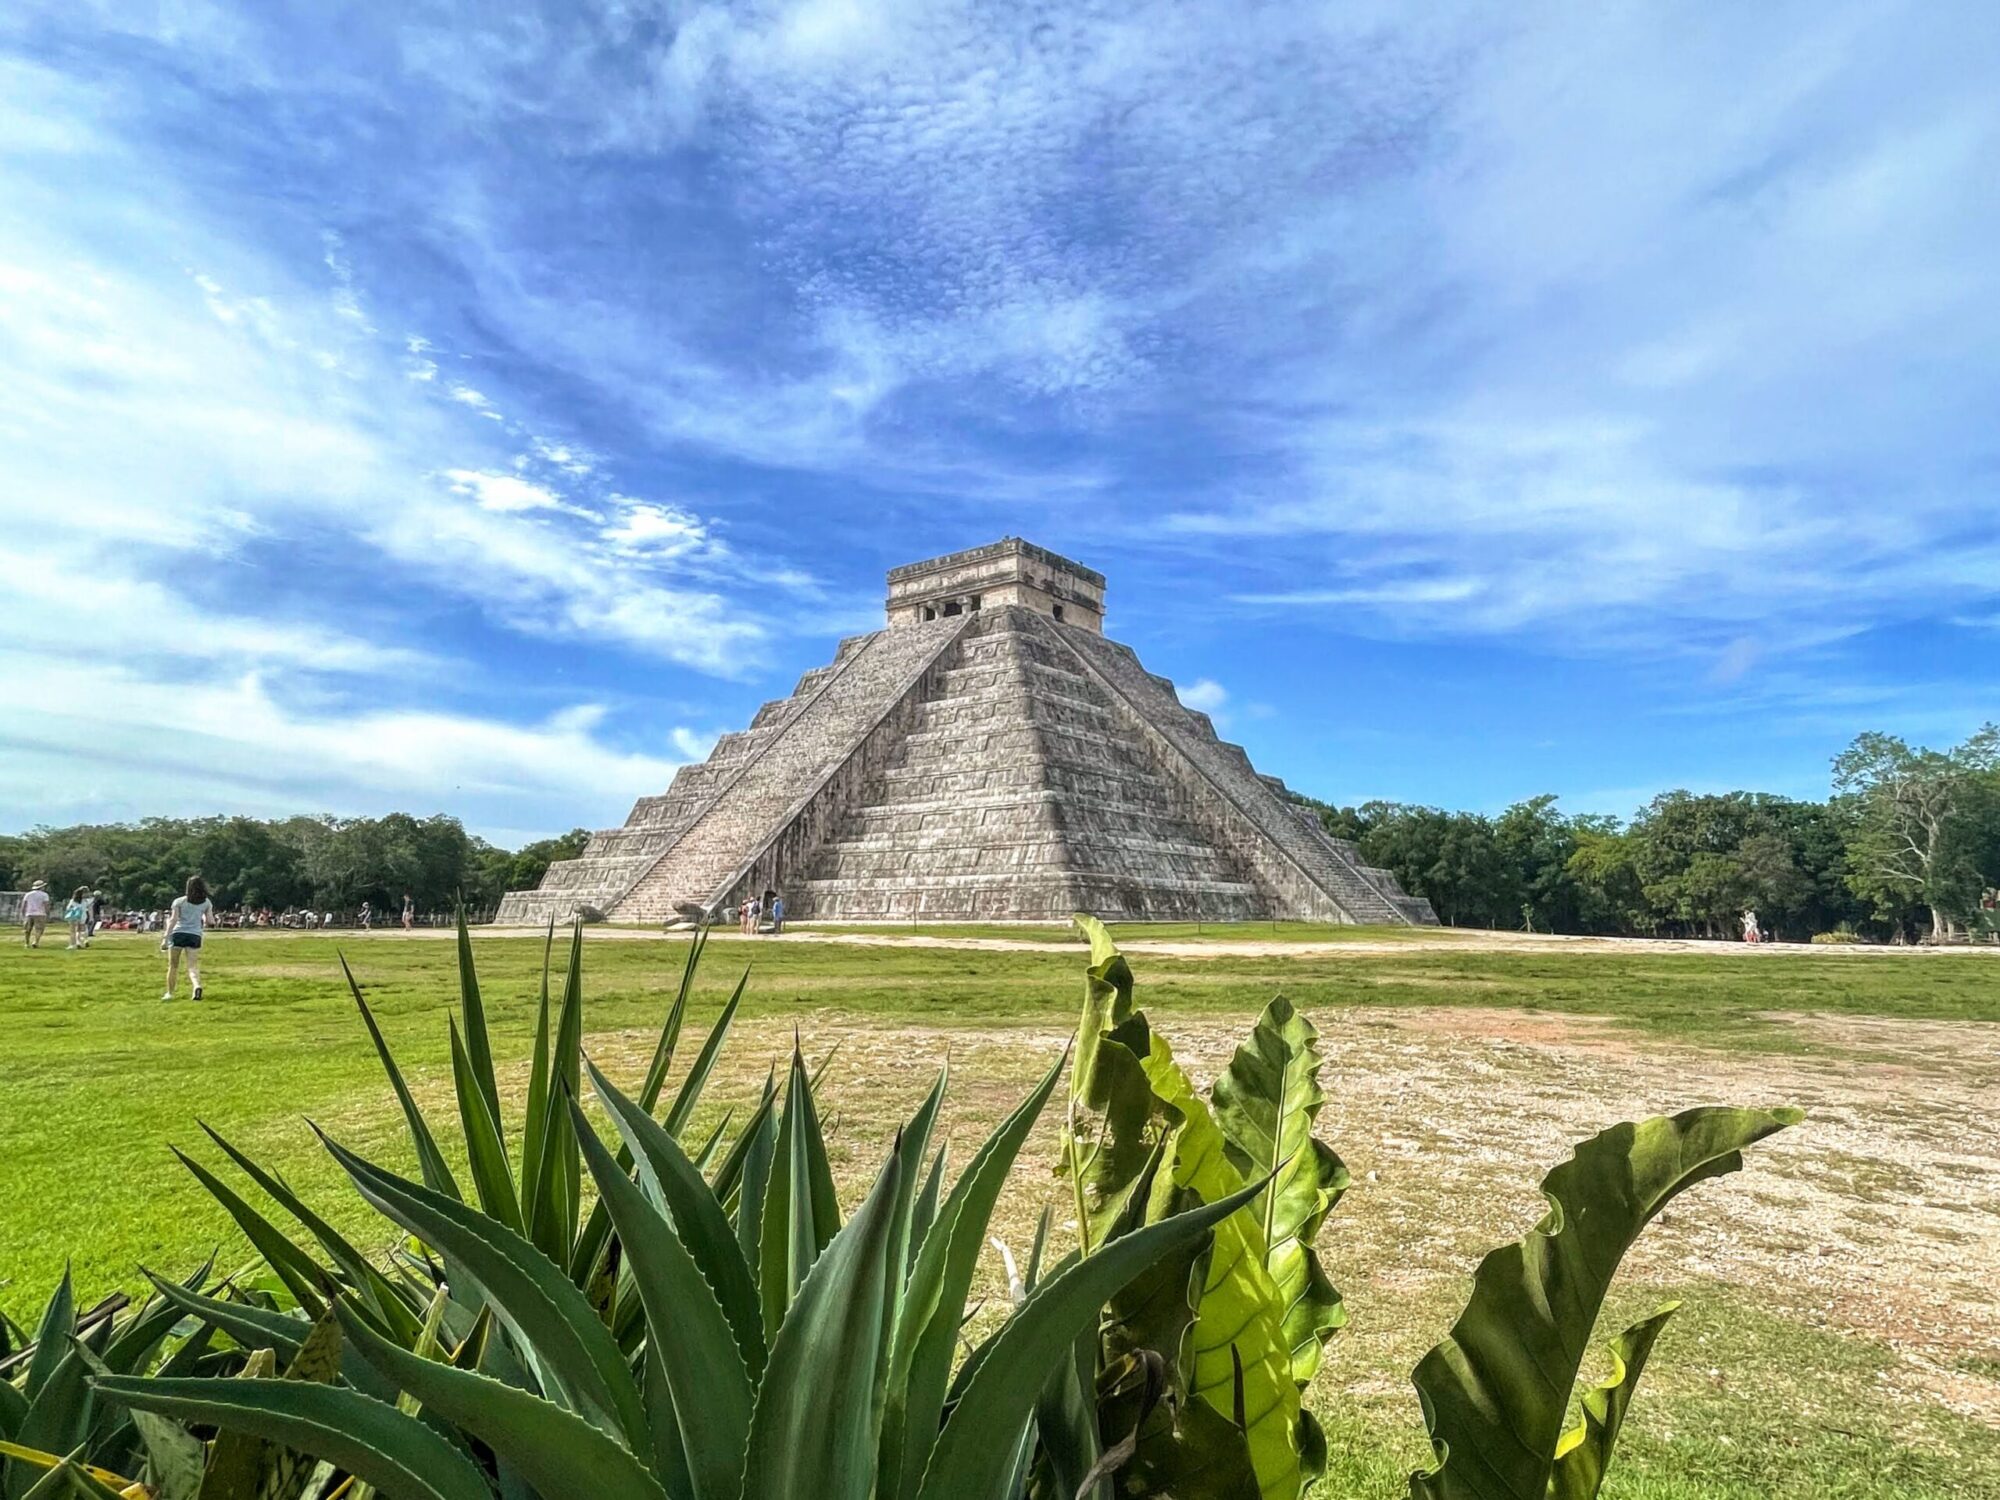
[86,889,104,944]
[359,900,373,930]
[402,891,414,930]
[21,879,50,947]
[1741,909,1761,944]
[770,891,785,934]
[64,887,91,949]
[162,875,213,1001]
[749,893,763,935]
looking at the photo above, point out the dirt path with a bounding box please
[447,924,2000,960]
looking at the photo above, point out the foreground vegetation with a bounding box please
[5,920,1801,1500]
[2,926,1994,1496]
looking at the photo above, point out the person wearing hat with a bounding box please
[21,879,51,947]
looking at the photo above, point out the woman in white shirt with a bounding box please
[163,875,213,1001]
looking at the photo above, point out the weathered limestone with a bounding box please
[495,539,1438,926]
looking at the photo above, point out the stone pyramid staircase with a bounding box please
[791,610,1268,920]
[493,618,967,924]
[497,589,1437,928]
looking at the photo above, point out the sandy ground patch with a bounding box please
[576,1003,2000,1428]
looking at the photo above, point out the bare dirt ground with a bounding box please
[586,1003,2000,1428]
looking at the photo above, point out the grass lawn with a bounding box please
[2,925,1995,1497]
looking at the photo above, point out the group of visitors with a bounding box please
[17,875,213,997]
[733,888,786,935]
[17,881,112,949]
[17,874,438,1003]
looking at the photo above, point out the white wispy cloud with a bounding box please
[0,655,690,839]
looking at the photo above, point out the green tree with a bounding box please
[1834,725,2000,940]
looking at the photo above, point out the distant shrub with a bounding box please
[1812,926,1863,944]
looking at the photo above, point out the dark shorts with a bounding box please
[169,932,203,950]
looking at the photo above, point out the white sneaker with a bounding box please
[160,992,173,1001]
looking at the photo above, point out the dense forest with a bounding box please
[0,814,587,918]
[1306,726,2000,942]
[4,726,1994,938]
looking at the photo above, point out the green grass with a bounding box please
[1312,1287,2000,1499]
[2,926,1995,1497]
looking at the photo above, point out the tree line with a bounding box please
[0,814,589,917]
[1308,726,2000,941]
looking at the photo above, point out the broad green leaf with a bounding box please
[1141,1035,1302,1500]
[584,1060,765,1378]
[334,1301,667,1500]
[449,1018,525,1233]
[1549,1305,1678,1500]
[571,1094,752,1500]
[14,1454,125,1500]
[741,1138,905,1500]
[1409,1106,1801,1500]
[1067,916,1142,1130]
[92,1376,491,1500]
[9,1345,98,1497]
[906,1145,946,1282]
[1063,1022,1158,1254]
[1211,994,1350,1387]
[880,1049,1066,1500]
[0,1445,129,1500]
[1031,1330,1105,1500]
[315,1129,650,1460]
[340,956,461,1203]
[914,1173,1268,1500]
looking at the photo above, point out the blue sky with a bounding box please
[2,2,1996,846]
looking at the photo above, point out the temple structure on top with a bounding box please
[495,537,1436,926]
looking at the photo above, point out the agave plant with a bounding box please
[0,1260,242,1499]
[53,912,1797,1500]
[162,914,749,1351]
[92,1040,1260,1500]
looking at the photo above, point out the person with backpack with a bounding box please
[64,886,91,949]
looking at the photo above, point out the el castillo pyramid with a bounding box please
[496,539,1436,926]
